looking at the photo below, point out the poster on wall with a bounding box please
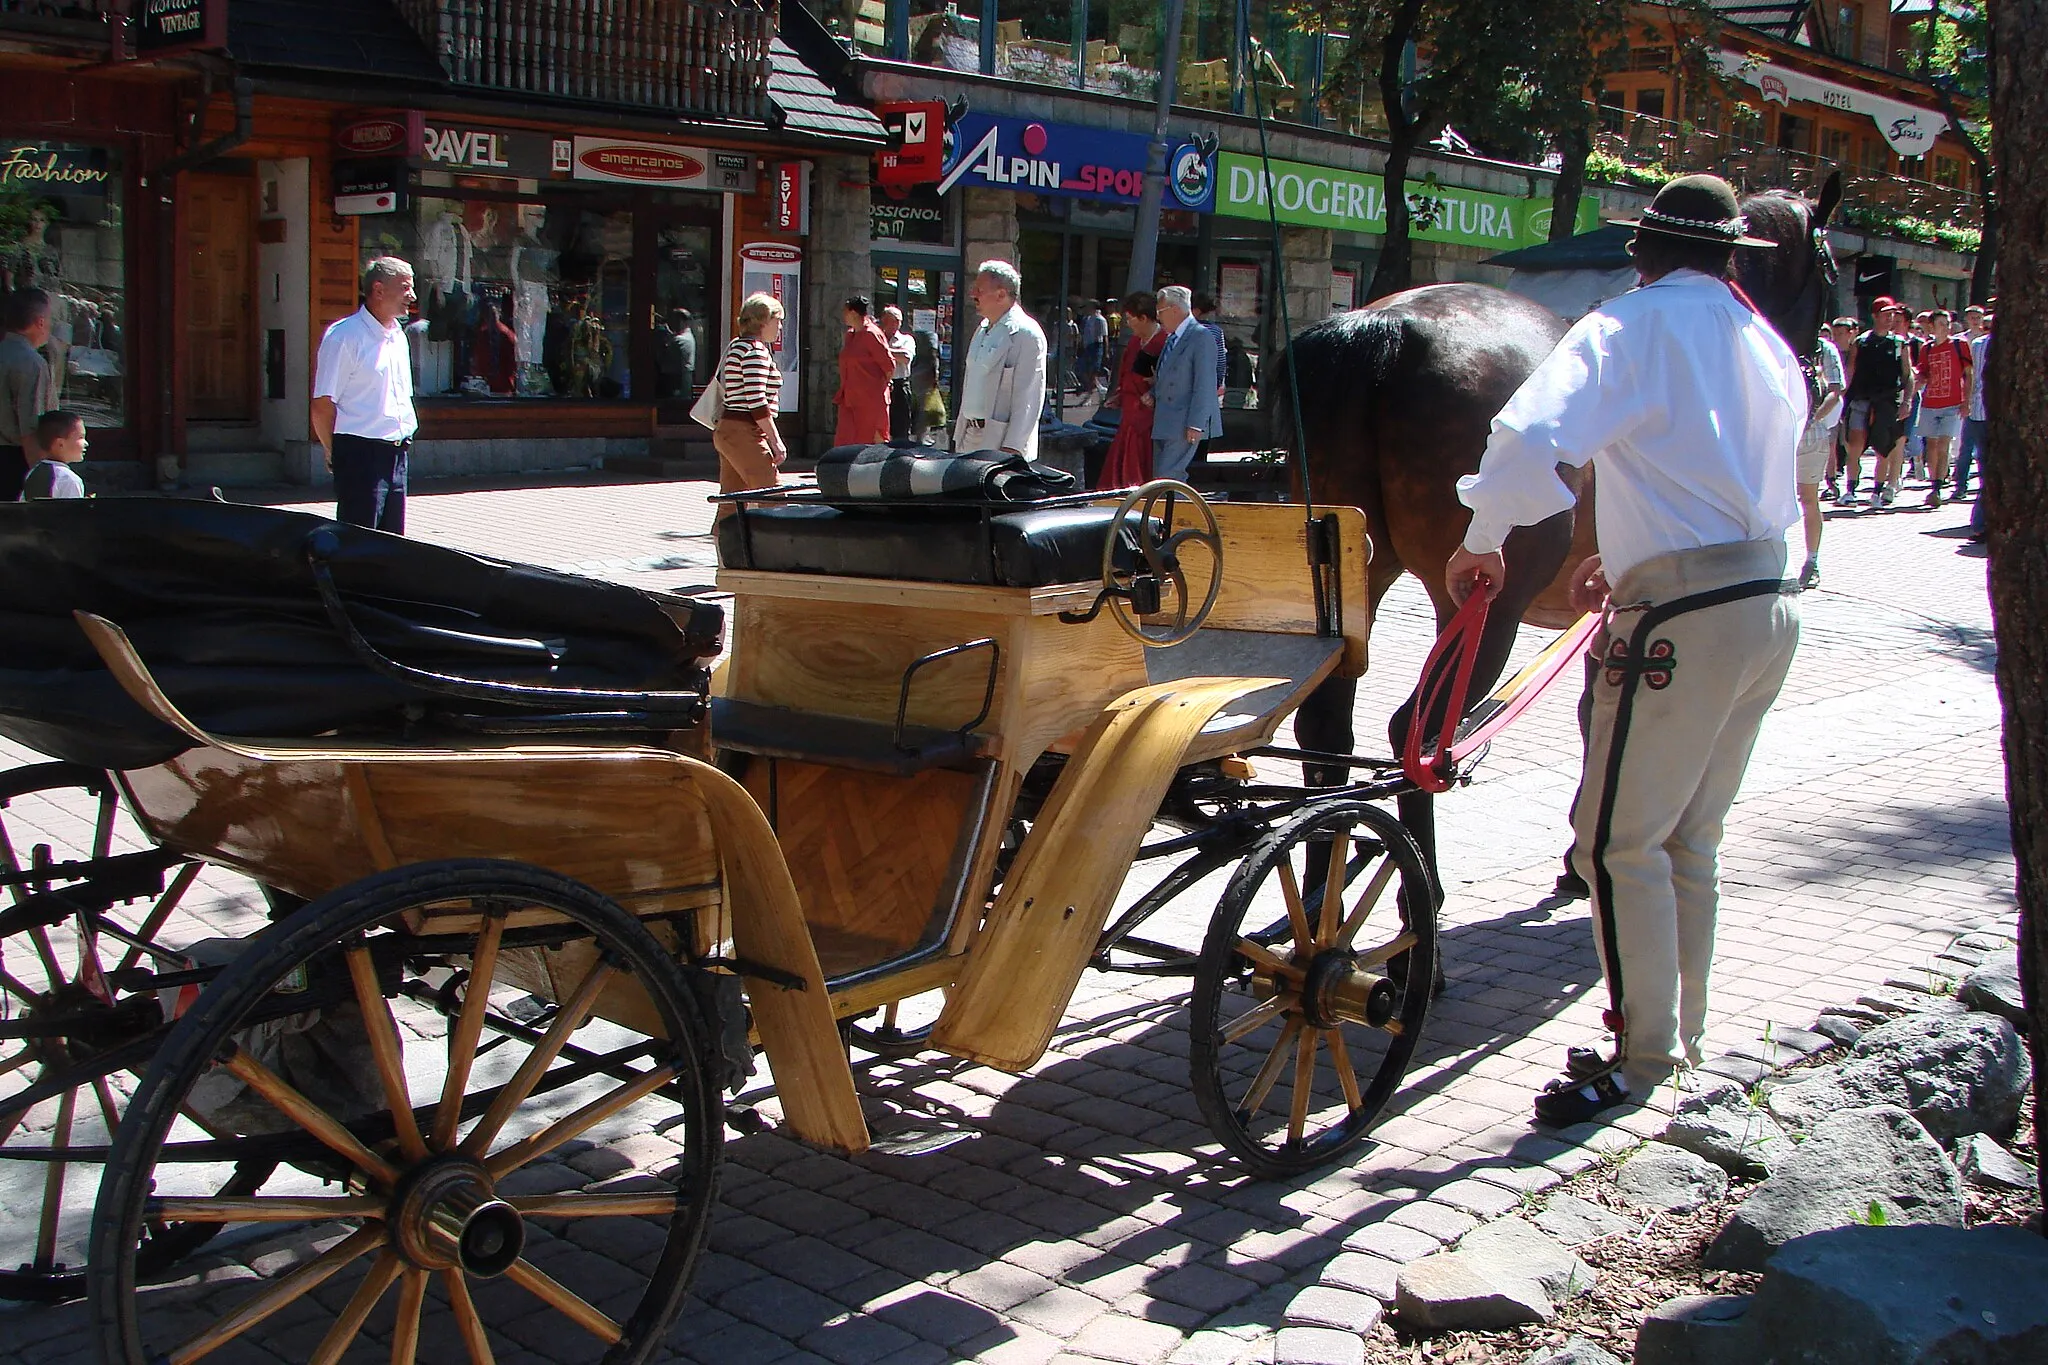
[1218,263,1261,319]
[740,242,801,414]
[1331,269,1356,313]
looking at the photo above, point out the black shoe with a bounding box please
[1554,862,1590,901]
[1565,1044,1612,1080]
[1534,1064,1637,1127]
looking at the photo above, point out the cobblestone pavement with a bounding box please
[1,474,2013,1364]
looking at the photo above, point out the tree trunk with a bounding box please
[1551,121,1592,243]
[1369,124,1420,300]
[1972,197,1998,303]
[1984,0,2048,1232]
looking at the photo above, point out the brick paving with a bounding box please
[0,474,2014,1364]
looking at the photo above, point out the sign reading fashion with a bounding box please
[133,0,224,55]
[571,137,757,193]
[937,114,1215,212]
[1215,152,1599,248]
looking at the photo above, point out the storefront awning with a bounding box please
[1709,50,1946,157]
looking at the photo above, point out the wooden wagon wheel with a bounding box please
[0,761,262,1303]
[90,859,724,1365]
[1189,799,1438,1178]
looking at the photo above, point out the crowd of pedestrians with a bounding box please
[1797,295,1993,587]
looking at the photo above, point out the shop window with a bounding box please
[359,195,634,400]
[1629,46,1672,71]
[1598,89,1627,136]
[1729,102,1764,149]
[1932,153,1966,188]
[1775,113,1811,153]
[1819,126,1853,166]
[1833,4,1863,59]
[1634,88,1666,121]
[1858,138,1891,175]
[1,140,125,430]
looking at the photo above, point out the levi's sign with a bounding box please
[1215,152,1599,248]
[938,114,1215,212]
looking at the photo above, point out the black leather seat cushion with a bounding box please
[718,503,1131,588]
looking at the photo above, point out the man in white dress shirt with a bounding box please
[313,257,419,533]
[954,261,1046,461]
[880,305,917,444]
[1446,175,1807,1126]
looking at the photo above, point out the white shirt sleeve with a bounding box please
[313,320,354,403]
[1456,313,1642,555]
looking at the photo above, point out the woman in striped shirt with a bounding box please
[715,292,787,499]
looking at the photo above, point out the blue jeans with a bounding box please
[1955,417,1985,493]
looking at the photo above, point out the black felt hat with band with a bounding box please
[1613,173,1775,247]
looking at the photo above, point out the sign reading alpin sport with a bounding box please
[1216,152,1598,249]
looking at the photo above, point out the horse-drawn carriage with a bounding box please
[0,466,1571,1362]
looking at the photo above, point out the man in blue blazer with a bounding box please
[1149,286,1223,481]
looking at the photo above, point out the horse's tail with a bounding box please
[1265,310,1408,502]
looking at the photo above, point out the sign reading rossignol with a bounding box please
[1216,152,1599,249]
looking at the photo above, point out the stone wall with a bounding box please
[1278,226,1333,339]
[803,153,876,455]
[961,186,1020,275]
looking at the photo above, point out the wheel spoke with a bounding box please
[222,1044,400,1187]
[1275,859,1313,952]
[92,1074,122,1138]
[1325,1028,1365,1113]
[346,945,427,1161]
[505,1255,624,1344]
[446,1269,497,1364]
[433,912,507,1151]
[0,1064,42,1144]
[509,1192,681,1218]
[0,1046,35,1078]
[1218,995,1285,1045]
[35,1086,76,1267]
[1319,828,1350,947]
[1287,1026,1316,1146]
[0,965,48,1008]
[146,1195,386,1223]
[27,926,65,989]
[1353,930,1420,972]
[390,1267,427,1365]
[461,958,615,1159]
[166,1223,384,1364]
[114,861,202,979]
[1335,859,1400,950]
[1233,937,1298,979]
[1239,1018,1303,1118]
[485,1062,678,1179]
[308,1250,403,1365]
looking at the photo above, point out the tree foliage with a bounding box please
[1911,0,1995,300]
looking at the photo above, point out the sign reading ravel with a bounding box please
[330,115,759,197]
[1215,152,1600,249]
[938,113,1216,212]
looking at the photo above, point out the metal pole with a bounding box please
[1125,0,1187,294]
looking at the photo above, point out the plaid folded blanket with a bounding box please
[814,445,1078,503]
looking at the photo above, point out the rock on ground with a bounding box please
[1956,1133,2039,1191]
[1530,1195,1631,1249]
[1833,1011,2028,1141]
[1458,1216,1598,1303]
[1959,961,2029,1031]
[1743,1225,2048,1364]
[1663,1081,1789,1178]
[1392,1251,1551,1330]
[1614,1142,1731,1213]
[1633,1294,1751,1365]
[1810,1013,1864,1046]
[1704,1105,1964,1272]
[1521,1336,1624,1365]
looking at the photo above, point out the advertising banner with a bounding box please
[1708,51,1941,156]
[938,113,1215,212]
[1215,152,1600,249]
[876,100,948,187]
[772,162,809,233]
[739,242,802,414]
[573,138,758,193]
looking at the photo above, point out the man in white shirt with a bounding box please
[880,305,917,444]
[954,261,1046,461]
[313,257,419,533]
[1446,175,1806,1127]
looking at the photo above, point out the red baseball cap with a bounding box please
[1872,296,1903,312]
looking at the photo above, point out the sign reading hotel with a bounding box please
[1215,152,1599,249]
[1709,51,1941,156]
[939,114,1215,212]
[572,137,758,193]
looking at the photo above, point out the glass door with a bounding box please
[643,208,720,424]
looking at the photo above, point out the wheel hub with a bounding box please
[387,1155,523,1277]
[1298,952,1397,1031]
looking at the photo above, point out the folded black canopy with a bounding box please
[0,499,723,770]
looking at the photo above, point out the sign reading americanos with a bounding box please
[572,137,757,193]
[1215,152,1599,249]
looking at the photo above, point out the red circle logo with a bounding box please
[1021,123,1048,157]
[578,145,704,182]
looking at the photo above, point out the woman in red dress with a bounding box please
[1097,291,1165,489]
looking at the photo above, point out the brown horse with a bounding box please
[1278,177,1841,811]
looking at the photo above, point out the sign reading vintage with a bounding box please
[1215,152,1600,249]
[938,114,1215,212]
[134,0,224,56]
[571,137,756,193]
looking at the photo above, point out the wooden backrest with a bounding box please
[1201,501,1374,676]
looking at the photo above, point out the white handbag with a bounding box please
[688,372,724,430]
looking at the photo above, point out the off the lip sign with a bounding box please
[578,146,704,181]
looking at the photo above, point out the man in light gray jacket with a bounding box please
[954,260,1047,461]
[1150,286,1223,481]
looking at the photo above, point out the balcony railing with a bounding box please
[394,0,775,120]
[0,0,124,53]
[1593,106,1982,229]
